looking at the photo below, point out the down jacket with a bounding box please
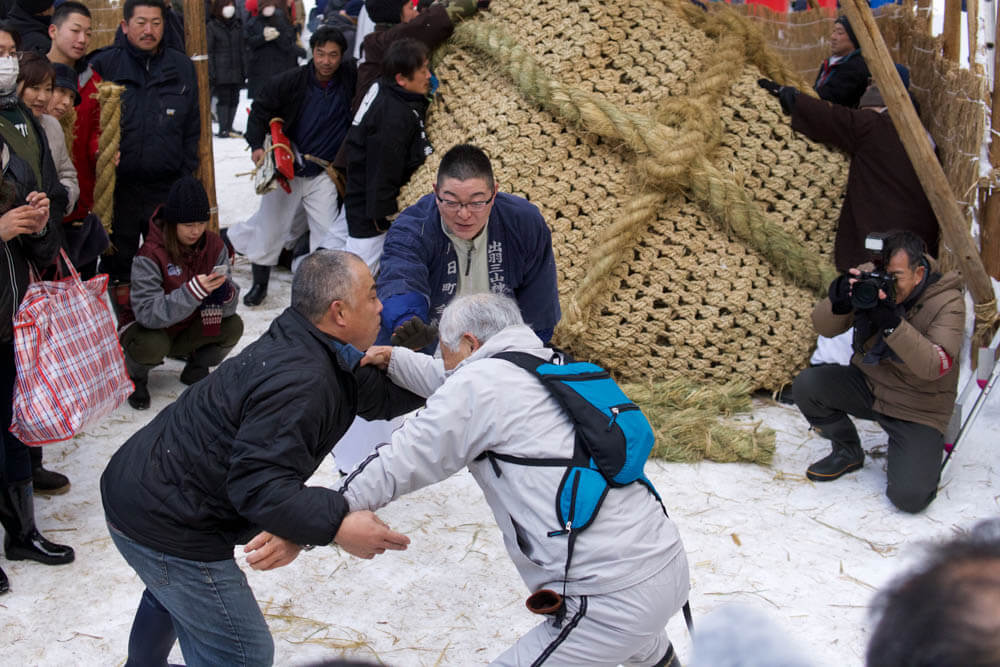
[89,35,200,184]
[340,324,687,596]
[812,257,965,433]
[207,15,246,88]
[0,144,62,342]
[101,307,425,561]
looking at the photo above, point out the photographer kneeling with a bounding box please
[792,231,964,513]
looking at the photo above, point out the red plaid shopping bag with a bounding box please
[10,249,133,444]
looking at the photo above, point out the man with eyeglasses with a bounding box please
[89,0,199,292]
[376,143,560,352]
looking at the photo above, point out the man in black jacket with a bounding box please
[226,25,355,307]
[343,37,431,272]
[89,0,199,286]
[101,249,421,665]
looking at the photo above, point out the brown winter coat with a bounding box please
[791,94,940,272]
[811,258,965,433]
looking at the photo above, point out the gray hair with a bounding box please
[291,250,360,323]
[438,293,524,350]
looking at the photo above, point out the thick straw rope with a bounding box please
[94,81,125,237]
[400,0,849,388]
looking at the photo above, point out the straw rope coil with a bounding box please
[95,81,125,237]
[399,0,851,390]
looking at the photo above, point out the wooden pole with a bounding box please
[983,0,1000,279]
[969,0,980,68]
[943,0,963,62]
[184,0,219,233]
[841,0,999,348]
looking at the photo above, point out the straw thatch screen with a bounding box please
[734,0,987,231]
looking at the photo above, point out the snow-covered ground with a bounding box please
[2,102,999,666]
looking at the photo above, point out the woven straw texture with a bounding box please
[398,0,849,390]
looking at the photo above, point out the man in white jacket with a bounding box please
[339,292,690,666]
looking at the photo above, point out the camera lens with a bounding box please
[851,279,880,310]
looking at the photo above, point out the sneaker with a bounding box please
[806,447,864,482]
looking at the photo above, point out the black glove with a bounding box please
[390,317,439,350]
[757,78,798,115]
[869,301,902,335]
[828,274,853,315]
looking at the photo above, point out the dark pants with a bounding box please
[1,342,31,485]
[120,315,243,367]
[213,84,241,134]
[100,179,174,284]
[793,364,943,513]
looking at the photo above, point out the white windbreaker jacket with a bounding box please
[339,325,686,596]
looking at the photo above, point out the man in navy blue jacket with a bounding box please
[377,144,560,351]
[89,0,199,285]
[227,25,356,307]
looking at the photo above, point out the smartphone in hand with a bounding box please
[212,264,228,276]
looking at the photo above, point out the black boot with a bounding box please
[0,480,74,565]
[806,417,865,482]
[124,351,154,410]
[0,564,8,594]
[29,446,70,496]
[243,264,270,307]
[652,643,681,667]
[180,344,235,385]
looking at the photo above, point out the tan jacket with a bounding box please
[812,260,965,433]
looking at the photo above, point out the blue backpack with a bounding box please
[482,352,665,572]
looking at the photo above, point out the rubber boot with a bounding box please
[0,480,75,565]
[243,264,270,307]
[124,351,154,410]
[806,416,865,482]
[29,445,70,496]
[0,564,8,594]
[652,643,681,667]
[216,105,231,138]
[180,344,235,385]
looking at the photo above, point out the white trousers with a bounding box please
[344,233,387,275]
[492,554,690,666]
[226,173,348,266]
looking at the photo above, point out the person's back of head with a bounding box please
[365,0,407,26]
[866,518,1000,666]
[291,249,359,324]
[438,292,524,350]
[436,143,494,190]
[16,0,53,18]
[382,36,427,81]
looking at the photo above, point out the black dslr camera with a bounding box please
[850,234,894,310]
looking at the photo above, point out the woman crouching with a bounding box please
[120,176,243,409]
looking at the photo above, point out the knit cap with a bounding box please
[366,0,409,25]
[835,16,859,51]
[51,62,80,105]
[164,176,210,224]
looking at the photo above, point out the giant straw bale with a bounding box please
[398,0,849,390]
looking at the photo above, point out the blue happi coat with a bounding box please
[377,192,561,347]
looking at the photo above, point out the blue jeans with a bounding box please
[108,523,274,666]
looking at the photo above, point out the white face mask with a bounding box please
[0,56,18,95]
[261,6,275,17]
[222,5,235,18]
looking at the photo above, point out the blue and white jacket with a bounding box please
[376,192,561,346]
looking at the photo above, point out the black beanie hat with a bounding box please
[51,62,80,105]
[367,0,408,25]
[16,0,54,16]
[164,176,210,224]
[835,16,860,51]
